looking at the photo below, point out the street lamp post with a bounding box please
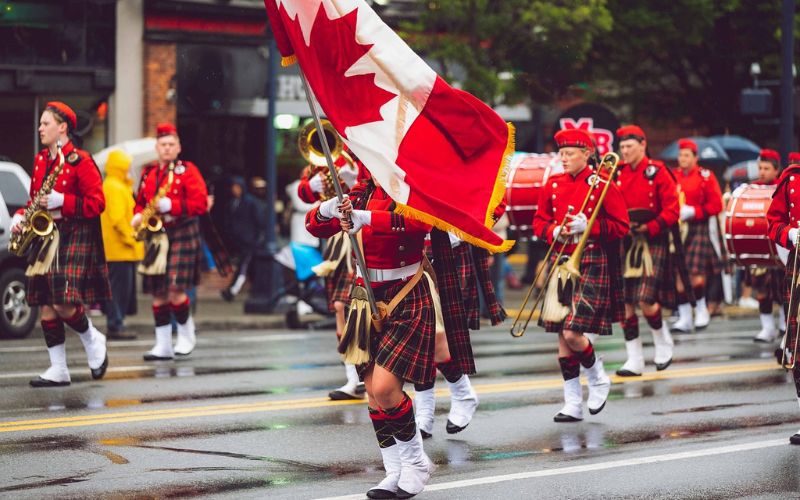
[244,36,281,314]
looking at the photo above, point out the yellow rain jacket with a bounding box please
[101,150,144,262]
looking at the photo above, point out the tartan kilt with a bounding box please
[357,276,436,385]
[454,244,480,330]
[745,267,784,305]
[141,217,201,296]
[325,260,354,311]
[27,219,111,306]
[623,232,677,308]
[541,244,621,336]
[684,220,723,276]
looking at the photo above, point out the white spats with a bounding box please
[585,357,611,415]
[652,324,674,370]
[38,344,71,384]
[414,388,435,437]
[617,338,644,376]
[329,363,365,400]
[446,375,478,433]
[395,429,434,498]
[671,303,694,333]
[367,445,401,499]
[174,316,196,356]
[555,377,583,422]
[78,320,107,370]
[694,298,710,329]
[144,324,174,360]
[754,313,778,343]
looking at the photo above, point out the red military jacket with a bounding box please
[533,165,630,254]
[17,140,105,219]
[767,165,800,248]
[135,160,208,223]
[614,157,679,237]
[305,181,431,283]
[673,165,723,221]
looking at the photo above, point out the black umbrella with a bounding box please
[710,135,760,165]
[658,136,730,171]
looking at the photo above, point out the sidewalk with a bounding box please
[92,271,292,335]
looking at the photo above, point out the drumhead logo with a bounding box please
[559,118,614,156]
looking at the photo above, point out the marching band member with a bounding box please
[750,149,784,343]
[614,125,679,375]
[11,102,110,386]
[133,124,208,361]
[766,157,800,445]
[671,138,724,333]
[306,176,435,498]
[414,228,505,439]
[298,149,365,400]
[533,129,629,422]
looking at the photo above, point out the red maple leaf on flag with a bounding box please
[281,4,397,135]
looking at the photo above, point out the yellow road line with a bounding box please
[0,361,779,434]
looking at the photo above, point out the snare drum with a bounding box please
[506,154,562,240]
[724,183,784,267]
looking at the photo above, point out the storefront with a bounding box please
[0,0,116,168]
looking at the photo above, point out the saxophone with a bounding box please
[9,142,65,257]
[134,162,174,241]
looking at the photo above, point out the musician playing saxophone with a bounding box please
[614,125,680,376]
[766,153,800,445]
[132,123,208,361]
[532,129,629,422]
[749,149,784,343]
[10,102,110,387]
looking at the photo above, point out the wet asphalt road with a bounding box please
[1,315,799,499]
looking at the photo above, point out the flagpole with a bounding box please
[298,72,379,314]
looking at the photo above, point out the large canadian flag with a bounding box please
[264,0,514,252]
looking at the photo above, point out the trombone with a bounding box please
[781,227,800,369]
[510,152,620,337]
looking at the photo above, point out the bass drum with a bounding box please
[505,153,562,240]
[723,183,786,267]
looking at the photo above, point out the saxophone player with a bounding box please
[614,125,680,376]
[132,124,208,361]
[10,102,110,387]
[532,129,629,422]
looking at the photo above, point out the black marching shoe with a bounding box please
[366,488,397,499]
[654,358,672,371]
[29,377,70,388]
[419,429,432,439]
[790,433,800,445]
[553,412,582,423]
[445,420,468,434]
[91,355,109,380]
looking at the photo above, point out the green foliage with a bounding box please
[402,0,612,105]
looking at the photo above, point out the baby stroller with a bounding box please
[273,242,335,330]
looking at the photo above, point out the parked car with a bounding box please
[0,161,38,338]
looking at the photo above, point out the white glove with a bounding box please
[319,194,348,219]
[347,209,372,234]
[448,231,463,248]
[552,226,563,241]
[46,191,64,210]
[567,212,588,235]
[309,173,325,194]
[789,228,799,246]
[131,213,143,228]
[157,196,172,214]
[10,213,24,233]
[339,165,359,189]
[680,205,696,221]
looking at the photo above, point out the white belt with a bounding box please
[357,262,421,282]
